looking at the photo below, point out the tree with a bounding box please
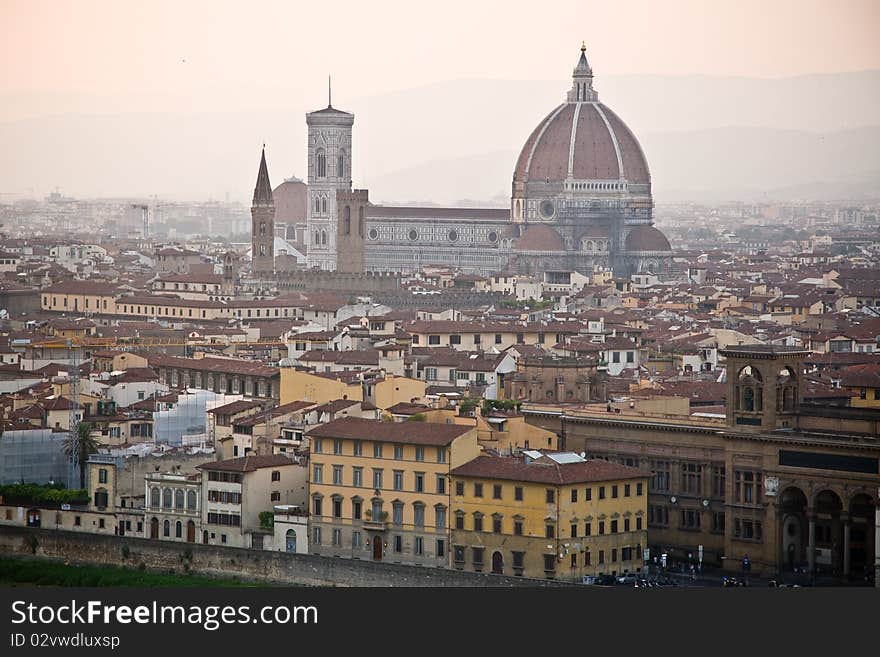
[63,422,99,489]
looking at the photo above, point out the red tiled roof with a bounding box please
[365,206,509,221]
[451,453,644,484]
[42,281,120,295]
[311,398,361,414]
[147,354,278,378]
[840,363,880,389]
[207,399,264,416]
[307,416,473,446]
[298,350,380,366]
[196,454,296,472]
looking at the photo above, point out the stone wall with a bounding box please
[0,525,570,587]
[275,270,401,293]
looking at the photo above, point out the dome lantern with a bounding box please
[568,42,597,103]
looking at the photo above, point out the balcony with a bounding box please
[362,510,389,531]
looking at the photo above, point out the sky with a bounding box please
[1,0,878,202]
[2,0,879,118]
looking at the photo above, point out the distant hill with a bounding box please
[1,71,878,202]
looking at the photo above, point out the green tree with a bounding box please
[63,422,99,489]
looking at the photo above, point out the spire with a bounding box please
[576,41,590,73]
[253,145,273,205]
[328,75,332,108]
[567,42,597,103]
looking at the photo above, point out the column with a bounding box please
[808,511,816,573]
[843,514,851,578]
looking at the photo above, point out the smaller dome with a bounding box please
[513,224,566,252]
[625,225,671,252]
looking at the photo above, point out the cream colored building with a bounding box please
[196,454,307,549]
[306,417,481,566]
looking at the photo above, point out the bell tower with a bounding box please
[251,146,275,276]
[306,79,354,271]
[719,345,810,432]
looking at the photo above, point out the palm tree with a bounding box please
[63,422,99,490]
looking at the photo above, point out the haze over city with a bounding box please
[0,0,879,618]
[2,0,879,203]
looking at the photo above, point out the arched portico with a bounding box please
[778,486,808,572]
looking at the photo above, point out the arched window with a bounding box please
[259,244,266,256]
[175,521,182,538]
[316,148,326,178]
[150,487,160,508]
[259,222,265,236]
[337,150,346,178]
[162,488,172,508]
[743,387,755,412]
[343,206,351,235]
[163,519,170,537]
[321,198,327,214]
[321,230,327,245]
[314,231,320,246]
[783,386,795,412]
[314,197,320,213]
[175,489,184,509]
[358,206,365,237]
[187,490,197,510]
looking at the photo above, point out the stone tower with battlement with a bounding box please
[335,189,368,273]
[251,147,276,276]
[719,345,810,433]
[306,85,354,271]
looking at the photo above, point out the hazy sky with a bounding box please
[3,0,880,117]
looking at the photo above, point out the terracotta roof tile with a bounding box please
[306,416,472,446]
[451,453,644,484]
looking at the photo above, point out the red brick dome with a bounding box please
[625,225,671,252]
[513,224,566,252]
[513,103,650,186]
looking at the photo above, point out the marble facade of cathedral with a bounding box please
[255,46,673,279]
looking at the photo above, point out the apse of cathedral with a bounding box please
[253,45,673,278]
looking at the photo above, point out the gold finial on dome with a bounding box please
[581,41,586,52]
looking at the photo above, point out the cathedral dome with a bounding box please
[513,46,650,187]
[625,225,671,252]
[513,224,566,252]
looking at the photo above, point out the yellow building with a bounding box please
[412,407,558,453]
[405,320,580,352]
[41,281,120,315]
[450,452,648,580]
[842,364,880,408]
[92,350,149,373]
[368,374,425,411]
[305,416,480,566]
[280,368,425,412]
[280,368,363,405]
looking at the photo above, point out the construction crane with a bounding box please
[66,338,81,488]
[131,204,149,239]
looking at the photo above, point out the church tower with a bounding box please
[306,80,354,270]
[335,188,368,273]
[251,146,275,276]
